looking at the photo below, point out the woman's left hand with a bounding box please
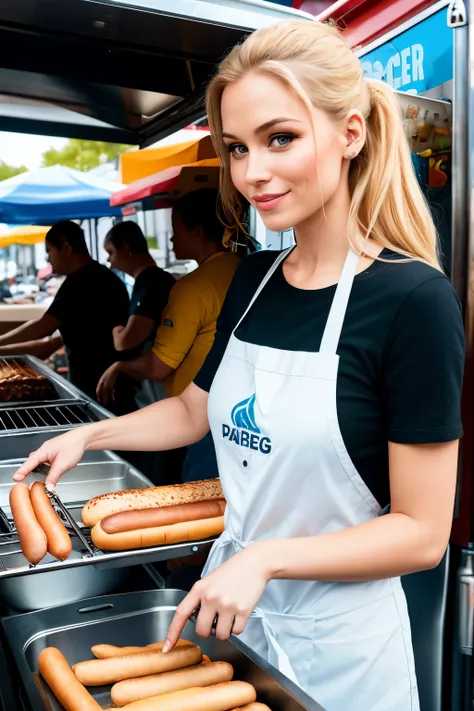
[163,543,271,652]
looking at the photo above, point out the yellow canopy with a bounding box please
[120,134,217,184]
[0,225,51,248]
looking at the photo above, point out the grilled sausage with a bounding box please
[101,499,226,534]
[38,647,102,711]
[9,483,47,565]
[111,661,234,706]
[116,681,257,710]
[73,645,202,686]
[91,516,224,551]
[30,481,72,560]
[82,479,223,527]
[91,640,193,659]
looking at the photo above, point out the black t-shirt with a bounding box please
[129,265,175,354]
[47,261,130,399]
[195,249,465,508]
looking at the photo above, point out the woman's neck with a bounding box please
[285,184,380,290]
[293,183,352,270]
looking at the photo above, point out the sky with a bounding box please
[0,132,67,171]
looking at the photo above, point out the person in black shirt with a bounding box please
[0,221,133,412]
[103,222,175,365]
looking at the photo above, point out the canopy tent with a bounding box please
[120,132,215,184]
[0,165,124,225]
[111,159,220,209]
[0,225,51,249]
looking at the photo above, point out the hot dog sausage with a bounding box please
[232,705,272,711]
[38,647,102,711]
[73,645,202,686]
[30,481,72,560]
[111,661,234,706]
[9,483,47,565]
[82,479,224,527]
[116,681,257,710]
[102,499,226,534]
[91,516,224,551]
[91,640,193,659]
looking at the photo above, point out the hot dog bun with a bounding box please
[73,645,202,686]
[111,661,234,706]
[91,516,224,551]
[102,499,226,534]
[38,647,102,711]
[30,481,72,560]
[116,681,257,710]
[82,478,223,527]
[91,640,192,659]
[9,483,47,565]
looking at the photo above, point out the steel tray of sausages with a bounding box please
[2,589,327,711]
[0,432,219,585]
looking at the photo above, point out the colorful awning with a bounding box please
[0,225,51,248]
[111,158,220,208]
[120,132,216,184]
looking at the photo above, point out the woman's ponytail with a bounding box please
[348,79,440,269]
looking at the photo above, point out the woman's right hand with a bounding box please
[13,427,90,487]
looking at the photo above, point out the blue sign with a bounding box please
[360,8,453,94]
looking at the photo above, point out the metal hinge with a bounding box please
[448,0,468,28]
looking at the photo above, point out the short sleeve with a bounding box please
[131,276,171,321]
[130,284,156,320]
[382,276,465,443]
[152,281,204,369]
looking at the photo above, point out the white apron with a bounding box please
[203,248,420,711]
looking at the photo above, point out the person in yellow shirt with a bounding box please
[97,188,240,483]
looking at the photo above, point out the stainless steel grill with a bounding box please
[0,401,93,432]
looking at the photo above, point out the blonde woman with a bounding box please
[15,20,464,711]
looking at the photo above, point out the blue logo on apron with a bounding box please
[222,394,272,454]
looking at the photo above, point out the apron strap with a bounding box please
[319,249,360,355]
[232,247,294,334]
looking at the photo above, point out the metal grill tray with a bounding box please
[2,589,326,711]
[0,400,96,433]
[0,356,76,409]
[0,355,114,422]
[0,450,217,579]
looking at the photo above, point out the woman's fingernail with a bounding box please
[162,640,171,654]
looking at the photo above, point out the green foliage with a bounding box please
[0,161,28,182]
[41,139,131,172]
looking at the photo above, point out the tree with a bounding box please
[41,139,131,172]
[0,161,28,182]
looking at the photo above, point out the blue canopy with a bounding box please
[0,165,124,225]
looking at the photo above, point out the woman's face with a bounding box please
[220,71,348,233]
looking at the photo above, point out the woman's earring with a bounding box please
[348,152,355,160]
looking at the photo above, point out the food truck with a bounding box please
[0,0,470,709]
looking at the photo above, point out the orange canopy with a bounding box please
[120,134,217,184]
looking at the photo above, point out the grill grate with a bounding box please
[0,403,93,431]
